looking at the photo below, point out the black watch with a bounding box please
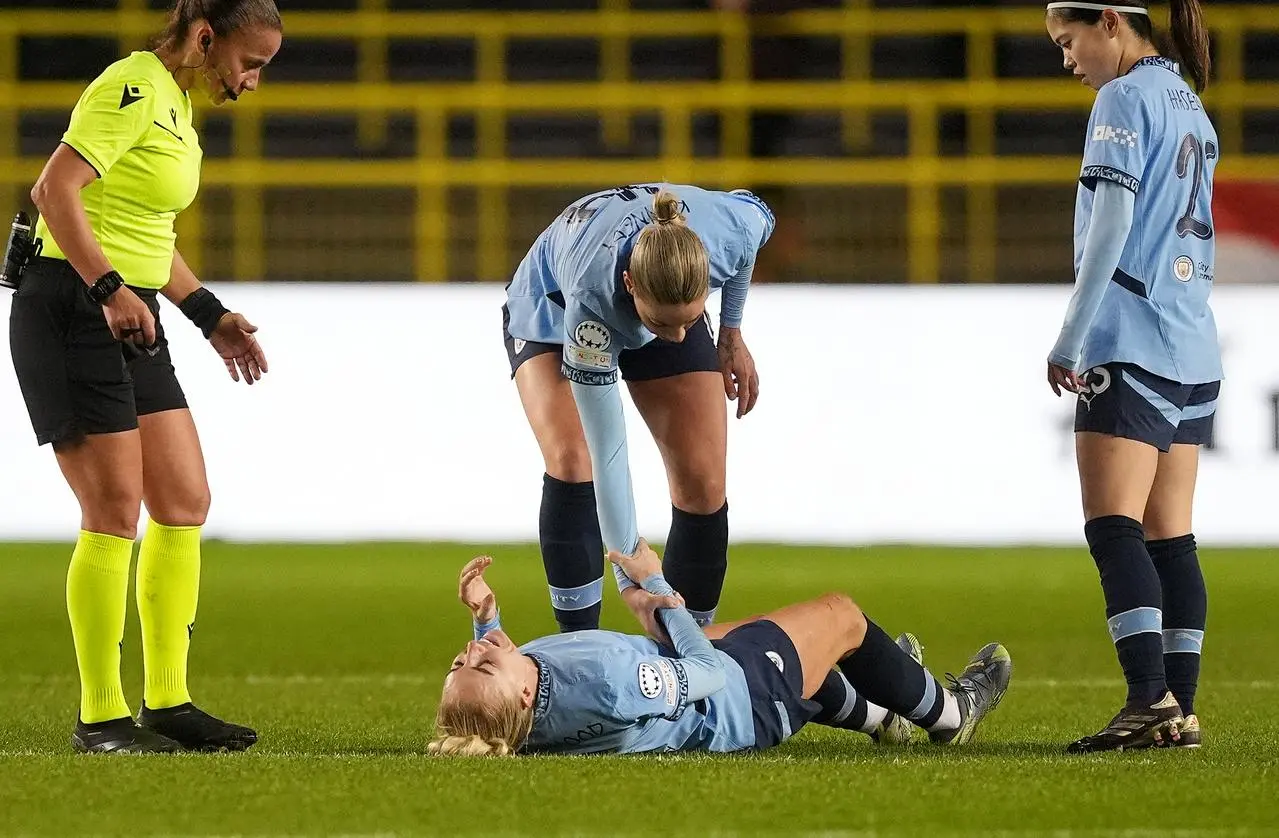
[87,270,124,305]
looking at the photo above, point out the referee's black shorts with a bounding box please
[8,256,188,446]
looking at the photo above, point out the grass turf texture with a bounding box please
[1,543,1276,836]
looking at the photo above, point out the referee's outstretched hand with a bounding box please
[103,287,156,347]
[210,312,269,385]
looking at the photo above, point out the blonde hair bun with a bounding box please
[628,187,708,305]
[652,189,686,225]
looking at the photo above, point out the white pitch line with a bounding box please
[10,675,1278,690]
[1014,678,1277,690]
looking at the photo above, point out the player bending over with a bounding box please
[428,545,1013,756]
[503,184,774,634]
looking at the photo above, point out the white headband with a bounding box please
[1046,2,1150,13]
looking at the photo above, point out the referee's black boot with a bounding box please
[73,716,182,754]
[138,702,258,753]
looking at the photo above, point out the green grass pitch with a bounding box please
[1,542,1276,836]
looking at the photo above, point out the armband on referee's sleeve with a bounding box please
[178,287,230,339]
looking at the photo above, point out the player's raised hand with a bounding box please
[607,538,663,586]
[210,312,269,385]
[717,326,759,419]
[458,555,498,623]
[1047,361,1083,397]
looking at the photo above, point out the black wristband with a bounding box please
[178,287,231,339]
[86,270,124,305]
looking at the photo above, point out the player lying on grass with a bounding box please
[429,544,1013,756]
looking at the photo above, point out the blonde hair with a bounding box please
[426,680,534,757]
[628,188,710,306]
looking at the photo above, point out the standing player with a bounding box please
[502,184,772,632]
[428,548,1012,756]
[8,0,281,753]
[1044,0,1216,752]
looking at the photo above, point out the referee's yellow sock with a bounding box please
[66,531,134,724]
[137,520,202,710]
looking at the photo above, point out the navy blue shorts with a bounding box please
[501,305,719,382]
[1074,363,1219,453]
[712,621,821,750]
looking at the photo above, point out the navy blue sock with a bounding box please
[1148,534,1206,716]
[810,668,896,734]
[811,669,870,730]
[661,502,728,627]
[1085,515,1167,706]
[838,619,950,728]
[539,474,603,633]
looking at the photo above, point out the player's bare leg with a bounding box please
[705,612,922,745]
[515,353,592,485]
[627,370,727,624]
[748,593,1010,745]
[515,353,605,631]
[1068,433,1184,753]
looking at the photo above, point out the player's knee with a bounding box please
[821,592,866,646]
[147,484,212,528]
[1142,500,1193,541]
[669,468,726,515]
[1142,513,1191,542]
[81,495,143,540]
[542,441,593,484]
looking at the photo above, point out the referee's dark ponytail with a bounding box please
[152,0,282,49]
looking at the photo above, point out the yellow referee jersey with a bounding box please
[36,51,203,290]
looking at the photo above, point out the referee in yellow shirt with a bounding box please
[8,0,281,753]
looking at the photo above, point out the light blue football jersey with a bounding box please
[1073,56,1222,384]
[519,630,757,755]
[504,183,774,385]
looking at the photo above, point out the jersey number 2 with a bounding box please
[1175,133,1215,241]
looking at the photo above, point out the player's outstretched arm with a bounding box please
[609,542,727,702]
[613,538,686,645]
[458,555,503,642]
[570,378,642,592]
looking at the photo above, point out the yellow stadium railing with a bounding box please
[1,5,1276,283]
